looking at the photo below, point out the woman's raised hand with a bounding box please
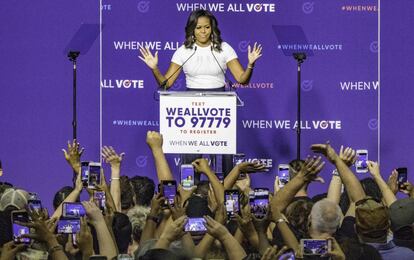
[139,47,158,69]
[247,42,263,66]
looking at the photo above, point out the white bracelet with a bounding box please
[111,177,120,180]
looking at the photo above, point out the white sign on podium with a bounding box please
[159,91,237,154]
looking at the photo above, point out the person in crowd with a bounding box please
[5,137,414,260]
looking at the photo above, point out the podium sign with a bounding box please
[159,91,237,154]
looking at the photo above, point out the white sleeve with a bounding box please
[222,42,238,63]
[171,46,185,65]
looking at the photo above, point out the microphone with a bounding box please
[160,46,197,90]
[210,46,234,90]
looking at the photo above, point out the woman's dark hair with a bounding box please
[339,177,382,214]
[112,212,132,254]
[53,186,75,210]
[184,9,223,51]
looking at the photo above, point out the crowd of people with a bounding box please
[0,131,414,260]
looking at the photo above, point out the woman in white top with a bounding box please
[139,9,262,90]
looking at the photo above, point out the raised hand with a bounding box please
[139,47,158,70]
[237,161,268,174]
[367,161,380,178]
[62,139,84,171]
[299,156,325,182]
[146,131,163,150]
[387,170,399,194]
[247,42,263,66]
[102,146,125,168]
[82,201,105,226]
[76,216,94,257]
[169,194,187,220]
[159,215,188,243]
[204,215,229,240]
[149,193,164,217]
[311,142,339,164]
[0,241,26,260]
[323,237,346,260]
[192,158,212,174]
[338,145,356,167]
[177,184,196,207]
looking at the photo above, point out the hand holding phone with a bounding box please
[356,150,368,173]
[181,164,195,190]
[225,190,240,218]
[11,210,31,244]
[250,188,269,219]
[397,167,408,189]
[93,191,106,212]
[57,219,81,234]
[184,217,207,234]
[300,239,331,255]
[160,180,177,207]
[62,202,86,218]
[278,164,290,188]
[88,162,101,189]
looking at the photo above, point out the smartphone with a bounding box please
[11,210,30,244]
[93,191,106,212]
[277,249,296,260]
[62,202,86,218]
[225,190,240,218]
[397,167,408,189]
[161,180,177,207]
[57,219,81,234]
[184,217,207,234]
[278,164,290,188]
[181,164,195,190]
[356,150,368,173]
[88,162,101,189]
[81,161,89,187]
[251,188,269,219]
[300,239,331,255]
[28,199,42,213]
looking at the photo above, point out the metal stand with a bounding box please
[293,53,306,160]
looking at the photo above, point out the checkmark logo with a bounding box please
[370,41,378,53]
[368,118,378,130]
[302,2,314,14]
[136,156,148,167]
[238,41,250,53]
[137,1,150,13]
[301,80,313,91]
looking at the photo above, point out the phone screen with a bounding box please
[12,211,30,244]
[162,182,176,206]
[93,191,106,211]
[277,250,295,260]
[225,190,240,217]
[252,189,269,218]
[63,203,86,218]
[81,161,89,186]
[184,217,207,233]
[278,165,290,188]
[28,199,42,213]
[397,168,408,187]
[356,151,368,172]
[88,164,101,188]
[181,165,194,189]
[301,239,329,255]
[57,219,81,234]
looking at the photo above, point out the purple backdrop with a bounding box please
[0,0,412,209]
